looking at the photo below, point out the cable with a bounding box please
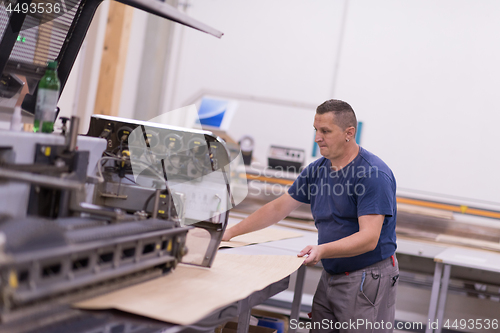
[96,156,118,183]
[124,176,137,184]
[97,155,166,182]
[143,192,156,211]
[142,188,170,212]
[130,160,166,181]
[166,151,183,170]
[191,151,210,173]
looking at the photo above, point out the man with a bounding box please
[223,99,398,333]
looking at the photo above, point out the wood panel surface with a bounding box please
[74,253,305,325]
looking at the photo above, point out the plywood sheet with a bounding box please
[219,225,302,248]
[436,234,500,252]
[94,1,133,116]
[397,203,454,220]
[277,220,317,233]
[74,253,304,326]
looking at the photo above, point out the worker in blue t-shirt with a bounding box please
[223,99,399,333]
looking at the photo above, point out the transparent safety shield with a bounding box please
[126,106,248,267]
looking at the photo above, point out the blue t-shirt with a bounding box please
[288,147,397,274]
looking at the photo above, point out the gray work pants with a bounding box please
[310,256,399,333]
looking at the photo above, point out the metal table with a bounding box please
[0,275,290,333]
[424,246,500,333]
[222,218,500,333]
[220,224,319,333]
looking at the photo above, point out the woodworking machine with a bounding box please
[85,114,237,268]
[0,114,238,330]
[0,0,239,332]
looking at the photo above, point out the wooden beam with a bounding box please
[94,1,134,116]
[33,16,53,66]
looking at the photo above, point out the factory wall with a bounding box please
[164,0,344,162]
[160,0,500,207]
[333,0,500,209]
[61,0,500,206]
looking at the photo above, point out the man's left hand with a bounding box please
[298,245,323,266]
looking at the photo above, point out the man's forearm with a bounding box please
[224,193,302,240]
[299,214,384,266]
[320,231,379,258]
[320,215,382,258]
[225,202,283,239]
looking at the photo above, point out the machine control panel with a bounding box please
[268,145,305,170]
[86,115,230,182]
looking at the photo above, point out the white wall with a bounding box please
[334,0,500,206]
[161,0,500,206]
[167,0,346,165]
[59,0,500,206]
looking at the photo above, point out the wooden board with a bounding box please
[93,1,134,116]
[74,253,304,325]
[397,203,454,220]
[277,220,317,232]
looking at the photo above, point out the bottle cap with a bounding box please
[47,60,58,70]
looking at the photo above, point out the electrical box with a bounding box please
[267,145,305,171]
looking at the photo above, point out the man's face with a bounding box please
[314,112,347,161]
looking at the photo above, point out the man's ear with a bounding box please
[345,126,356,140]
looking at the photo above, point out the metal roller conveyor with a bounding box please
[0,217,189,321]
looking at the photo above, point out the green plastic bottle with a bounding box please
[34,60,60,133]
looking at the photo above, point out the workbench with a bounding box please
[1,250,300,333]
[6,215,499,333]
[0,278,290,333]
[223,218,500,333]
[220,220,319,333]
[424,247,500,333]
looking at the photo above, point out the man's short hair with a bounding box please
[316,99,357,132]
